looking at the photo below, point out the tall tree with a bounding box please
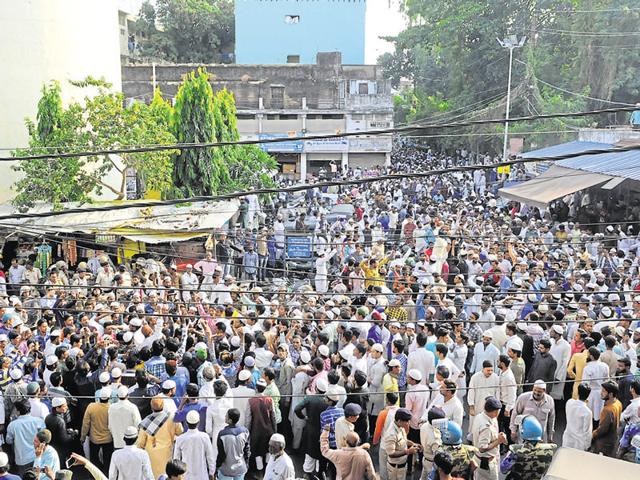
[12,80,177,209]
[171,73,277,197]
[134,0,234,63]
[12,82,95,209]
[382,0,640,151]
[172,68,229,196]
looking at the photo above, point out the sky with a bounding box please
[365,0,407,64]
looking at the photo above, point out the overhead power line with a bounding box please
[2,141,640,222]
[2,105,638,163]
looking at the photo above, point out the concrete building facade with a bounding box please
[0,0,123,203]
[235,0,366,65]
[122,52,393,180]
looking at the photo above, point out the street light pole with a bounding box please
[497,36,526,162]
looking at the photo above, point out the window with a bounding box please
[287,55,300,64]
[279,114,298,120]
[349,80,377,95]
[284,15,300,24]
[236,114,255,120]
[271,86,285,108]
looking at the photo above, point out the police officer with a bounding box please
[438,421,477,480]
[500,416,556,480]
[383,408,421,480]
[471,396,506,480]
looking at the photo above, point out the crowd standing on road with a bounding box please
[0,144,639,480]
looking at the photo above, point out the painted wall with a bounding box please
[235,0,366,64]
[0,0,122,202]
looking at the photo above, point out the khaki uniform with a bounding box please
[382,422,408,480]
[472,412,500,480]
[419,423,442,480]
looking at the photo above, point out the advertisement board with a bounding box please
[304,138,349,153]
[286,235,313,258]
[258,134,304,153]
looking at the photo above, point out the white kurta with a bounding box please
[314,250,337,293]
[289,371,310,449]
[206,396,234,472]
[562,399,592,450]
[407,348,435,385]
[550,338,571,400]
[109,445,154,480]
[264,452,296,480]
[582,360,610,420]
[174,429,216,479]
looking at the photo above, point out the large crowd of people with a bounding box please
[0,143,639,480]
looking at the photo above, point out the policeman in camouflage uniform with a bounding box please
[501,416,556,480]
[437,421,477,480]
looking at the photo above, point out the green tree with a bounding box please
[134,0,234,63]
[382,0,640,151]
[171,71,277,197]
[172,68,229,196]
[213,88,278,192]
[12,82,95,209]
[12,81,177,209]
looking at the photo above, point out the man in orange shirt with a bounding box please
[373,392,401,480]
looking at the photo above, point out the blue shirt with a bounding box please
[319,406,344,448]
[426,342,440,367]
[33,445,60,479]
[320,406,344,448]
[393,353,408,388]
[6,415,46,466]
[0,473,21,480]
[174,403,207,432]
[145,355,167,379]
[243,252,259,274]
[164,372,188,404]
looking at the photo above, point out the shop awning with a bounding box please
[498,165,612,209]
[107,229,209,245]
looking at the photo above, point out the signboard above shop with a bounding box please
[304,138,349,153]
[349,136,392,153]
[258,134,304,153]
[259,134,392,154]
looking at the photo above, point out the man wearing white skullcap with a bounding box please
[264,433,295,480]
[510,379,556,442]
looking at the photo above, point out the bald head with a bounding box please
[345,431,360,448]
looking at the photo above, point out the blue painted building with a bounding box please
[235,0,366,65]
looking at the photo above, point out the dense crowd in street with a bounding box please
[0,143,639,480]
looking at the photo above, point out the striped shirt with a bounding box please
[393,353,408,389]
[319,406,345,448]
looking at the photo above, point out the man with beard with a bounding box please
[264,433,295,480]
[591,381,623,457]
[510,380,555,443]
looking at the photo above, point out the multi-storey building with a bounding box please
[122,52,393,180]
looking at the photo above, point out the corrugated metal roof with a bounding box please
[521,140,640,182]
[557,148,640,181]
[520,140,612,158]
